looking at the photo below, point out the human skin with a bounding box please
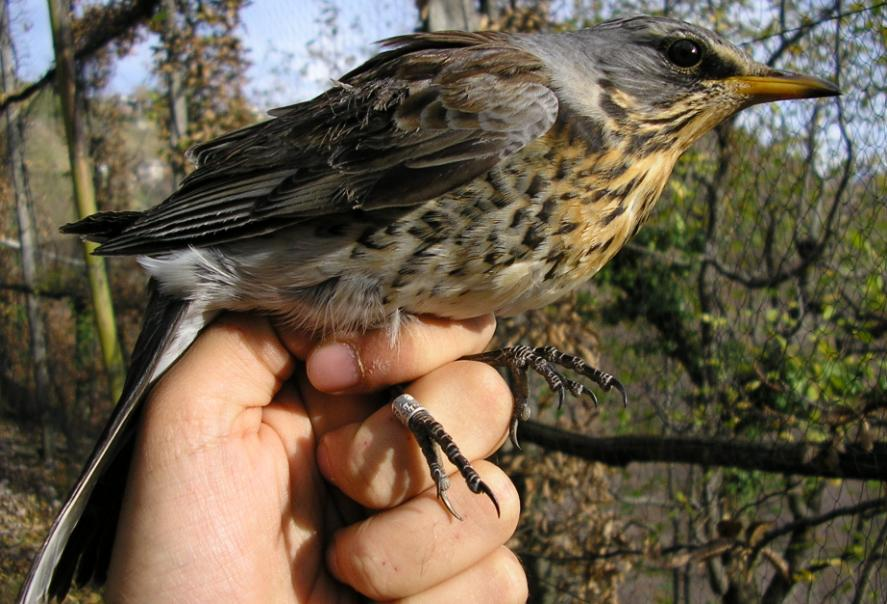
[104,313,528,603]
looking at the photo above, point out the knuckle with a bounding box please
[353,462,403,510]
[326,424,414,511]
[462,361,513,411]
[330,522,392,600]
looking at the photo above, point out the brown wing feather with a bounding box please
[91,32,558,255]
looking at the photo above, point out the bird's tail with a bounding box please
[18,283,211,603]
[60,210,142,245]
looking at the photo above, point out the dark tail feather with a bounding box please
[60,211,142,244]
[19,283,197,603]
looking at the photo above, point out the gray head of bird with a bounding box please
[516,15,840,152]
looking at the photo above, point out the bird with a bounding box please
[20,15,839,603]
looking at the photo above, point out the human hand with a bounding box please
[105,313,527,602]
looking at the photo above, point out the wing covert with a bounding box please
[92,32,558,255]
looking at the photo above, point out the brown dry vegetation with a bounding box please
[2,1,885,602]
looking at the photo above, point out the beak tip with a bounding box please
[814,81,842,98]
[731,71,842,103]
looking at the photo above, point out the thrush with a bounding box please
[21,15,838,603]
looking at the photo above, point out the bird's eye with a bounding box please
[666,39,703,68]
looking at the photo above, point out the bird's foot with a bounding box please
[464,345,627,449]
[390,345,624,520]
[391,393,500,520]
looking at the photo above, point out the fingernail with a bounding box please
[308,341,362,392]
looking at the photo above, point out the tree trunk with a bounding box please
[162,0,188,187]
[47,0,126,401]
[1,0,55,456]
[421,0,482,31]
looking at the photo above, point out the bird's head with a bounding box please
[520,16,840,152]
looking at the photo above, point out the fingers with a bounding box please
[147,313,294,441]
[316,360,512,510]
[394,547,528,604]
[326,461,522,601]
[300,314,496,393]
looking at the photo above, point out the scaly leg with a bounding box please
[467,344,627,436]
[391,345,626,519]
[391,393,500,520]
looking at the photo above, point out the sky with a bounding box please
[8,0,419,106]
[6,0,866,166]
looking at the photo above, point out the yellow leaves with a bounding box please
[777,430,796,443]
[700,312,728,329]
[669,177,690,203]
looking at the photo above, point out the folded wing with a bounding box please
[66,31,559,256]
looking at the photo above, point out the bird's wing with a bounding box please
[19,285,209,602]
[75,32,558,256]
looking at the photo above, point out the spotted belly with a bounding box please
[143,127,676,336]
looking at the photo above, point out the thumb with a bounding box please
[302,314,496,394]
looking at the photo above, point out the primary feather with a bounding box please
[22,16,837,602]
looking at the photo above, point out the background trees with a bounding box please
[1,1,883,601]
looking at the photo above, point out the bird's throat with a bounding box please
[533,121,679,283]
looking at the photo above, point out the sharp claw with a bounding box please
[439,490,463,521]
[464,346,630,481]
[479,482,501,518]
[612,380,628,406]
[509,417,521,450]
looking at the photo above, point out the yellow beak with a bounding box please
[728,69,840,105]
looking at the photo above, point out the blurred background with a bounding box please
[1,0,884,601]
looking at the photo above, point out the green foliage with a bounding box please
[2,0,883,601]
[563,2,887,600]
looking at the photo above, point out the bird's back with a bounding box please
[137,104,679,338]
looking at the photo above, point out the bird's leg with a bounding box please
[464,345,628,447]
[391,345,624,519]
[391,392,500,520]
[505,360,531,449]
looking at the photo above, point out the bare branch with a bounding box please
[762,3,837,67]
[742,1,886,62]
[851,519,887,604]
[0,281,82,301]
[519,420,887,481]
[0,0,160,113]
[758,497,887,549]
[705,100,853,290]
